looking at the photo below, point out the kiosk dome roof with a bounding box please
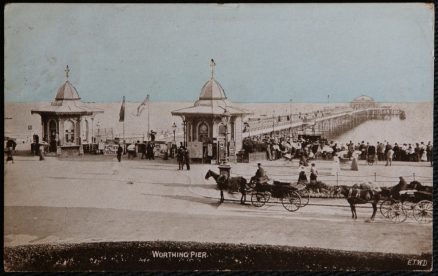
[55,81,81,100]
[199,78,227,100]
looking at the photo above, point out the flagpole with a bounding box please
[147,99,150,141]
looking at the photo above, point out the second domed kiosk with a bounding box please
[172,60,251,163]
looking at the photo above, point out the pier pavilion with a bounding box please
[350,95,378,110]
[171,60,251,163]
[31,66,103,156]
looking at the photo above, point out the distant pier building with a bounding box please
[350,95,378,110]
[31,66,103,156]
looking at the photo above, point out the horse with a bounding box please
[334,185,382,222]
[205,170,248,204]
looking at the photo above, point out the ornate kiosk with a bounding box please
[171,60,252,163]
[31,66,103,157]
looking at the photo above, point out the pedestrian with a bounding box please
[184,148,190,170]
[385,147,394,166]
[310,163,318,183]
[39,143,45,161]
[177,142,185,170]
[127,143,136,160]
[426,141,432,166]
[117,144,123,162]
[5,138,16,164]
[297,166,308,184]
[141,142,147,159]
[146,142,154,160]
[240,178,247,204]
[351,151,359,171]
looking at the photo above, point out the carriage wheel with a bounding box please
[281,191,301,212]
[401,200,416,218]
[387,202,407,223]
[298,188,310,207]
[367,159,374,166]
[413,200,433,224]
[380,199,396,219]
[251,192,269,207]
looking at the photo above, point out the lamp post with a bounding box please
[221,109,231,164]
[96,121,101,141]
[172,122,177,142]
[182,118,187,147]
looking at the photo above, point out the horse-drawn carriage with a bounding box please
[205,169,310,212]
[380,186,432,224]
[249,180,308,212]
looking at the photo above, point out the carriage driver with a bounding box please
[254,163,269,186]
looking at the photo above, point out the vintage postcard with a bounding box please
[4,3,433,271]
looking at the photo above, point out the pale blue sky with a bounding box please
[4,3,434,103]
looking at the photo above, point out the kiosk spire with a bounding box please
[210,59,216,79]
[65,65,70,80]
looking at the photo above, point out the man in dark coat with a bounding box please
[177,143,185,170]
[117,144,123,162]
[184,148,190,170]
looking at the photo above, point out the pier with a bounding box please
[243,106,404,140]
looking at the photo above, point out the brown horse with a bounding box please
[205,170,248,204]
[334,185,382,222]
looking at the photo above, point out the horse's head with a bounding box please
[333,185,348,197]
[205,170,211,180]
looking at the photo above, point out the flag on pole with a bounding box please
[119,96,125,122]
[137,94,150,116]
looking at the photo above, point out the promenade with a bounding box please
[4,156,432,255]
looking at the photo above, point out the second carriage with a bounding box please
[380,189,432,224]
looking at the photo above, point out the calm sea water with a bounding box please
[335,103,433,145]
[5,102,433,146]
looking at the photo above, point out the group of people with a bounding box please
[176,142,190,170]
[243,134,433,167]
[244,135,341,164]
[116,141,159,162]
[345,140,433,167]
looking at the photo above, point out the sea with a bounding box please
[4,101,433,149]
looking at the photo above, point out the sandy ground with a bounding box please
[4,155,432,255]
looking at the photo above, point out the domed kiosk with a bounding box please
[172,60,251,163]
[350,95,378,110]
[31,65,103,156]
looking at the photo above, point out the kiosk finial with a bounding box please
[210,59,216,79]
[65,65,70,80]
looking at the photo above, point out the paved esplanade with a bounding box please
[4,156,432,255]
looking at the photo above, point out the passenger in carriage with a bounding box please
[297,166,308,184]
